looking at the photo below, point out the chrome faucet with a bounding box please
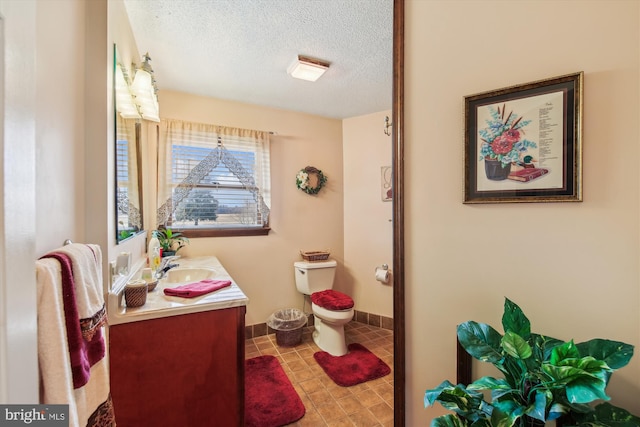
[155,256,180,280]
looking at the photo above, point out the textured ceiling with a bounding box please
[122,0,393,119]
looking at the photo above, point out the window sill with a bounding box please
[177,227,271,238]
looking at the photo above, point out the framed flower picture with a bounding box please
[463,72,583,203]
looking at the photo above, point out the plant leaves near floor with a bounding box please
[424,297,637,427]
[565,402,640,427]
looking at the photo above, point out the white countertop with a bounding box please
[107,256,249,325]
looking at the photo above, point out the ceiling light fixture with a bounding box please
[287,55,330,82]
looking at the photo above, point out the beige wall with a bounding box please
[35,0,86,256]
[0,0,39,403]
[406,0,640,423]
[158,90,345,325]
[343,111,393,318]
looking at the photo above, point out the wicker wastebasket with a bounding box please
[267,308,307,347]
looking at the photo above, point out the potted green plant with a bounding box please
[424,297,638,427]
[155,227,189,257]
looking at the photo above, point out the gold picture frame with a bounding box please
[464,72,583,204]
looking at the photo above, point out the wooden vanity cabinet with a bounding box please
[109,306,246,427]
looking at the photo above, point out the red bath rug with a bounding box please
[245,355,305,427]
[313,343,391,387]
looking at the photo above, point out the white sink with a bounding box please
[164,268,217,283]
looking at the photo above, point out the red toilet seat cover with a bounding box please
[311,290,354,311]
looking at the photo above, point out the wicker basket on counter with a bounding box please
[300,250,330,262]
[124,279,148,307]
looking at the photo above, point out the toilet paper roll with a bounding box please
[375,267,390,284]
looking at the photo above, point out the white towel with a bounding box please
[36,246,115,427]
[54,243,106,340]
[36,258,78,425]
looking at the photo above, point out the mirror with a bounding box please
[114,46,144,243]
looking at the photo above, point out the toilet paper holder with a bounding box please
[374,264,391,284]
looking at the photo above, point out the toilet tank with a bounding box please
[294,259,337,295]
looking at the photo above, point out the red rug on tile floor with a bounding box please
[313,343,391,387]
[245,355,305,427]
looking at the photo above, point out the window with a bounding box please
[157,119,271,237]
[115,116,142,240]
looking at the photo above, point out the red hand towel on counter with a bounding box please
[163,279,232,298]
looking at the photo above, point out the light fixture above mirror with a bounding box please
[115,63,140,119]
[131,53,160,122]
[114,53,160,122]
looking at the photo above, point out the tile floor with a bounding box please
[245,321,395,427]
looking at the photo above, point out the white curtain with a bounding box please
[156,118,271,228]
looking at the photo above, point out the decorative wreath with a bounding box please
[296,166,327,195]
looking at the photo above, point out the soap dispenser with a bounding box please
[148,231,161,272]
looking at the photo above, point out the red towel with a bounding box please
[163,279,232,298]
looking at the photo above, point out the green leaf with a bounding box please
[502,331,532,360]
[524,390,549,422]
[572,402,640,427]
[502,298,531,339]
[491,400,524,427]
[530,334,564,361]
[542,357,611,403]
[467,376,511,392]
[457,321,503,364]
[566,375,610,404]
[431,415,469,427]
[575,339,634,370]
[544,356,609,380]
[550,340,580,365]
[425,381,495,424]
[547,402,570,421]
[425,380,457,407]
[497,355,527,389]
[425,381,485,413]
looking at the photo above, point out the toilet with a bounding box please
[294,259,354,356]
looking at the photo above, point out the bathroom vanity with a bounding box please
[108,256,248,427]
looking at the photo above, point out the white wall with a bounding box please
[343,110,393,318]
[406,0,640,423]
